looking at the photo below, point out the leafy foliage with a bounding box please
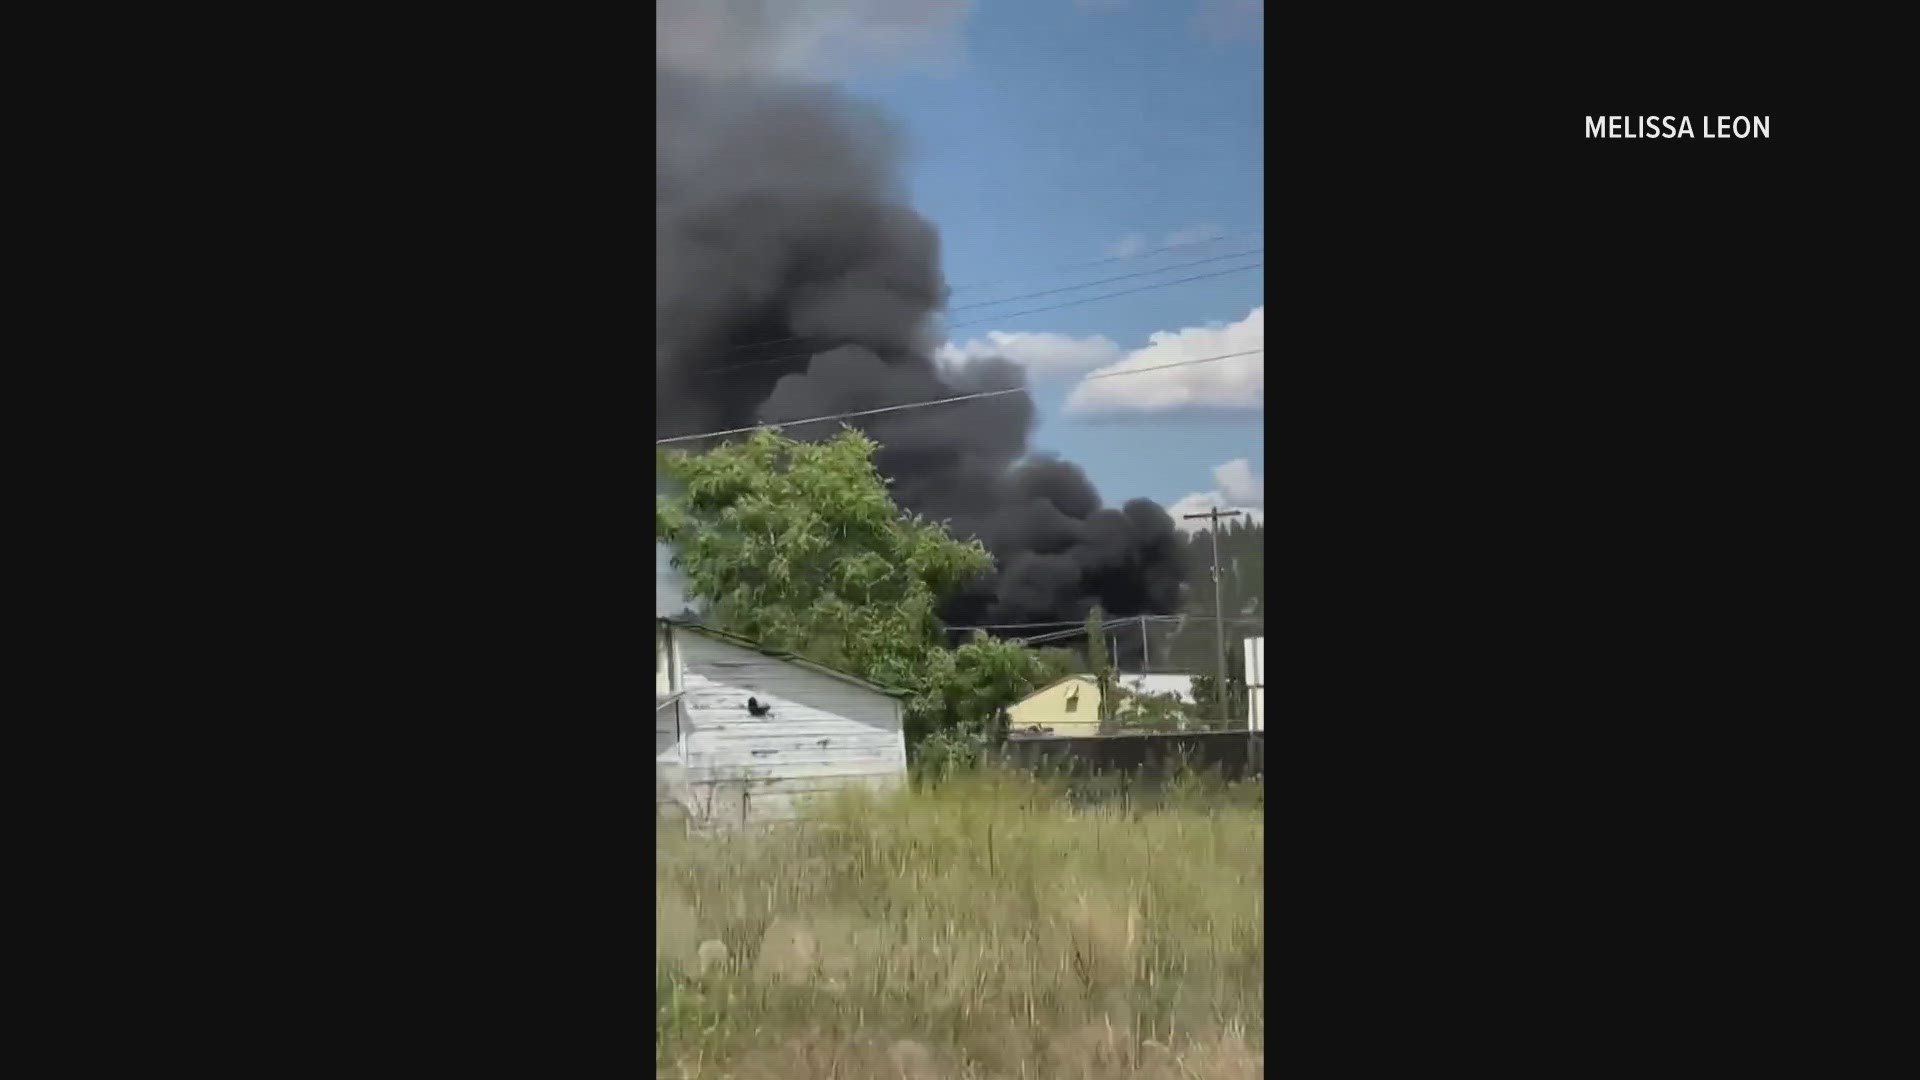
[1031,647,1081,687]
[658,430,988,683]
[1108,687,1192,732]
[657,428,1061,765]
[1188,672,1250,728]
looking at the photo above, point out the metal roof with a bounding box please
[656,617,911,698]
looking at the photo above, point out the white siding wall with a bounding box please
[1244,636,1264,732]
[669,631,906,827]
[656,624,671,700]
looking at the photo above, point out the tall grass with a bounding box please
[656,768,1264,1078]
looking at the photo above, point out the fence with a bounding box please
[998,730,1264,781]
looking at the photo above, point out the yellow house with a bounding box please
[1006,675,1104,737]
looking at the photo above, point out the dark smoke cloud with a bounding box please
[657,5,1186,626]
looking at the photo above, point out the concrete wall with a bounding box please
[667,629,906,827]
[1006,676,1103,736]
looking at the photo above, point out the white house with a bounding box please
[655,619,909,828]
[1117,672,1197,704]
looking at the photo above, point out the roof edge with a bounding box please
[1016,674,1100,701]
[663,620,911,698]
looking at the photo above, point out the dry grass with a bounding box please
[657,770,1264,1078]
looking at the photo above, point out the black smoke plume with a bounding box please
[656,13,1186,627]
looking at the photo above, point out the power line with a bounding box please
[946,247,1261,314]
[948,614,1265,627]
[698,229,1263,363]
[688,259,1262,379]
[944,619,1087,630]
[940,613,1264,637]
[1016,626,1106,646]
[1135,614,1266,622]
[944,262,1261,330]
[656,346,1264,446]
[947,227,1263,293]
[691,226,1259,361]
[947,618,1133,637]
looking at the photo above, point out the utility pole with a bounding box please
[1183,507,1243,728]
[1139,614,1149,671]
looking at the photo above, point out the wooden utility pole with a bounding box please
[1182,507,1243,728]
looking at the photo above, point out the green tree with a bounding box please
[657,429,988,687]
[657,428,1056,762]
[1124,691,1190,733]
[1189,673,1232,729]
[914,630,1048,775]
[1032,647,1080,687]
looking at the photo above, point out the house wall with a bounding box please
[1118,673,1196,703]
[656,624,671,700]
[1007,676,1103,736]
[670,631,906,826]
[1243,637,1264,732]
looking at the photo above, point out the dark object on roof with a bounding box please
[747,696,772,717]
[657,617,910,698]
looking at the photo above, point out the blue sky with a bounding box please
[842,0,1266,526]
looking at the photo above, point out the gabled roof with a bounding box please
[657,617,910,698]
[1013,673,1100,704]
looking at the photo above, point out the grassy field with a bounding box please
[656,769,1264,1079]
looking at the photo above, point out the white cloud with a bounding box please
[1167,455,1259,530]
[1102,224,1224,260]
[937,330,1122,378]
[1167,491,1264,533]
[1167,458,1264,532]
[1064,305,1263,415]
[1162,223,1224,247]
[658,0,973,79]
[1212,457,1264,506]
